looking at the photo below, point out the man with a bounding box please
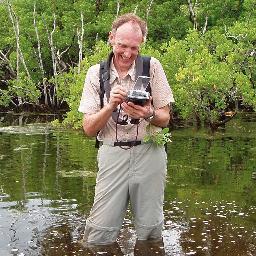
[78,13,174,249]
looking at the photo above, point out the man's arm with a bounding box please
[82,104,113,137]
[82,85,127,137]
[149,105,170,128]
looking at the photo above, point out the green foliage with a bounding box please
[0,0,255,129]
[8,73,41,103]
[148,1,191,43]
[160,27,256,126]
[144,126,172,146]
[56,41,111,129]
[0,88,11,107]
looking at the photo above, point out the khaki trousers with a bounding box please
[83,142,167,245]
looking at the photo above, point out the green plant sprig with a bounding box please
[143,126,172,146]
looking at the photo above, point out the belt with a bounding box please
[114,141,141,147]
[100,140,142,147]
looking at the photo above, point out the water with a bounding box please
[0,113,256,255]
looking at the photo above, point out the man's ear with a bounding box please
[108,31,114,45]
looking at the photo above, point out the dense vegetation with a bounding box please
[0,0,255,129]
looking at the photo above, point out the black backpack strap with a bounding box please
[99,52,113,105]
[95,52,113,148]
[99,61,106,109]
[142,56,151,95]
[141,56,169,152]
[95,61,106,148]
[142,56,151,77]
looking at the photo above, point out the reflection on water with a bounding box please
[0,113,256,255]
[163,199,256,256]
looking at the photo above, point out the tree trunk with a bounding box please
[77,12,84,74]
[202,16,208,34]
[95,0,102,16]
[0,50,16,78]
[43,13,58,108]
[33,3,48,106]
[116,1,120,18]
[146,0,154,20]
[187,0,198,30]
[7,1,31,81]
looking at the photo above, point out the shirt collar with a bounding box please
[109,59,136,84]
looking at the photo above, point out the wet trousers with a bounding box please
[83,142,167,245]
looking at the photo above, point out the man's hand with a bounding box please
[108,85,127,110]
[121,97,171,128]
[121,97,153,120]
[83,86,127,136]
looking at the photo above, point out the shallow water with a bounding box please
[0,113,256,255]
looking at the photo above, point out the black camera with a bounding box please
[126,76,150,106]
[127,89,150,106]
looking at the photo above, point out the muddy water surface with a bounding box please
[0,113,255,255]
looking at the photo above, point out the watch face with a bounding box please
[145,109,155,121]
[145,114,154,122]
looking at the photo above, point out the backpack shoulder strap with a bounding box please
[95,64,104,148]
[141,56,151,94]
[142,56,151,77]
[99,61,106,109]
[99,51,113,108]
[141,56,170,152]
[134,55,151,93]
[96,53,112,148]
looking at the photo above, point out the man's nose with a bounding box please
[123,49,132,58]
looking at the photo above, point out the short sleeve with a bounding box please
[150,57,175,109]
[78,64,101,114]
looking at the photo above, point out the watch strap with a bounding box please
[145,109,155,122]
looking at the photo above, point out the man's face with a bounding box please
[109,22,143,73]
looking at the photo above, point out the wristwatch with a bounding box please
[145,109,155,122]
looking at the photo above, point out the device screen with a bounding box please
[134,76,150,90]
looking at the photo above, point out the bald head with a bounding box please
[111,13,147,42]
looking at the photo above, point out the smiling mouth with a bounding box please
[121,55,130,60]
[121,56,132,62]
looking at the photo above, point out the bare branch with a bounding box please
[7,0,31,81]
[187,0,198,30]
[56,48,70,72]
[33,3,48,105]
[0,50,16,77]
[42,13,59,106]
[202,16,208,34]
[33,3,45,77]
[133,5,138,14]
[116,1,120,18]
[146,0,154,20]
[6,0,19,79]
[77,12,84,74]
[58,46,71,59]
[50,14,57,76]
[0,50,9,63]
[224,25,247,41]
